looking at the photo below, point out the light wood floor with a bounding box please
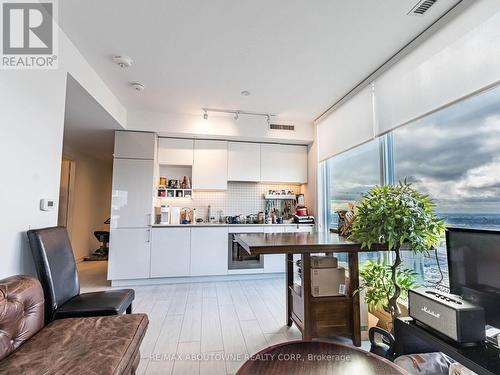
[78,261,366,375]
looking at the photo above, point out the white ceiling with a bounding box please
[63,75,122,161]
[59,0,462,123]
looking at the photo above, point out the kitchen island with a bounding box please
[236,231,387,346]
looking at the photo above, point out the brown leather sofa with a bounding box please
[0,275,148,375]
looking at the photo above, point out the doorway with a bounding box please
[58,158,76,236]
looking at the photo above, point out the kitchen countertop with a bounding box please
[152,223,315,227]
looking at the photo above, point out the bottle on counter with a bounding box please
[265,210,271,224]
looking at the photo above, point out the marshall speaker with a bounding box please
[409,288,486,344]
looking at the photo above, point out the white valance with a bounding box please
[374,10,500,135]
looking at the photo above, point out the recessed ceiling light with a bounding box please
[241,90,251,96]
[112,55,133,68]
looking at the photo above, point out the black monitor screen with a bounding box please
[447,227,500,328]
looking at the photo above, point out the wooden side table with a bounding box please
[237,340,409,374]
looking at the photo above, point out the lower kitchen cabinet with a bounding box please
[263,226,286,273]
[190,227,228,276]
[108,228,151,280]
[285,225,314,233]
[151,228,190,277]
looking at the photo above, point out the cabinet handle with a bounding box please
[146,229,151,243]
[147,213,152,226]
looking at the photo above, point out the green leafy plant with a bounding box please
[359,259,419,312]
[350,181,446,321]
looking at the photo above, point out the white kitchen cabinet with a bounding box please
[261,144,308,183]
[190,227,228,276]
[263,226,286,273]
[158,138,194,165]
[260,144,281,183]
[228,226,264,234]
[150,228,190,277]
[111,158,155,228]
[228,142,261,182]
[114,131,156,159]
[108,228,151,280]
[192,140,228,190]
[280,144,308,183]
[285,225,314,233]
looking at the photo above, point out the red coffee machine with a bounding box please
[294,194,314,223]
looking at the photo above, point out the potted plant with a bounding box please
[359,259,419,330]
[350,181,446,322]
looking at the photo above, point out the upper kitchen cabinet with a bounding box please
[114,131,157,160]
[158,137,194,165]
[261,144,308,183]
[192,140,228,190]
[111,158,155,228]
[227,142,261,182]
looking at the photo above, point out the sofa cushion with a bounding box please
[0,313,149,375]
[0,276,44,361]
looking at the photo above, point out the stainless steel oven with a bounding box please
[228,233,263,270]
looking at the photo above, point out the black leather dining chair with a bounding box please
[27,226,134,324]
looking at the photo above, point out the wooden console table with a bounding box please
[236,232,387,347]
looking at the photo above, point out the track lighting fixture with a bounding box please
[201,108,275,122]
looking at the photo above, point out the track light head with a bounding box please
[234,112,239,120]
[203,110,208,120]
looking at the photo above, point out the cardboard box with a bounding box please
[311,267,346,297]
[311,255,338,269]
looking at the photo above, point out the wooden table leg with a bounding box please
[348,252,361,347]
[286,253,293,326]
[301,253,312,340]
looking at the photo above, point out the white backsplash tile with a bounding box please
[156,182,301,219]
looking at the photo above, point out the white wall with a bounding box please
[301,130,318,219]
[128,110,313,144]
[62,147,112,261]
[0,26,125,278]
[0,70,67,278]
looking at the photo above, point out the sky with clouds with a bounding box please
[327,85,500,214]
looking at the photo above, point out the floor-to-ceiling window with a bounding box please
[324,139,382,264]
[392,84,500,287]
[324,139,381,228]
[323,83,500,289]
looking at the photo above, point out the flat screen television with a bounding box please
[447,227,500,328]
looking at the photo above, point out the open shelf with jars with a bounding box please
[157,165,192,200]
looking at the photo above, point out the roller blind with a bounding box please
[375,10,500,136]
[317,85,374,161]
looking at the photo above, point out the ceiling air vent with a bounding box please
[270,123,295,131]
[408,0,437,16]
